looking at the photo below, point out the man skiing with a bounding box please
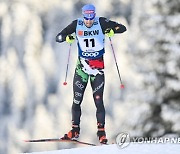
[56,4,126,144]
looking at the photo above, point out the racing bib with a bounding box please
[76,17,105,59]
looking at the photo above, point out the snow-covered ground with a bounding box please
[24,143,180,154]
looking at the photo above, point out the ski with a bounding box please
[24,138,97,146]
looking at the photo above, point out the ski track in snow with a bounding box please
[24,143,180,154]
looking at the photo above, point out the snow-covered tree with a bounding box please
[0,0,179,153]
[128,0,180,137]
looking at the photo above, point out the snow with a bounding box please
[25,143,180,154]
[1,0,180,153]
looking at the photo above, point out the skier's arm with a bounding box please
[56,20,77,43]
[99,17,126,34]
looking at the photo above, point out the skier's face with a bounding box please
[84,19,94,28]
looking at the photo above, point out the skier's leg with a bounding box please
[90,73,105,125]
[63,59,89,139]
[72,66,89,126]
[90,73,107,143]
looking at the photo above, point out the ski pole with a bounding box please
[108,37,124,89]
[63,43,72,86]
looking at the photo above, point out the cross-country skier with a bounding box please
[56,4,126,144]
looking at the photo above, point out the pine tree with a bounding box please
[129,0,180,136]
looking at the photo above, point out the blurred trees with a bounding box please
[0,0,179,153]
[129,0,180,136]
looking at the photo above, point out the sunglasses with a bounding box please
[84,16,95,20]
[83,13,95,20]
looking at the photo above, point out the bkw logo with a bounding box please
[78,30,99,36]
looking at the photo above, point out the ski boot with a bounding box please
[61,125,80,140]
[97,123,108,144]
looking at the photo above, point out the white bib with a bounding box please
[76,17,105,59]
